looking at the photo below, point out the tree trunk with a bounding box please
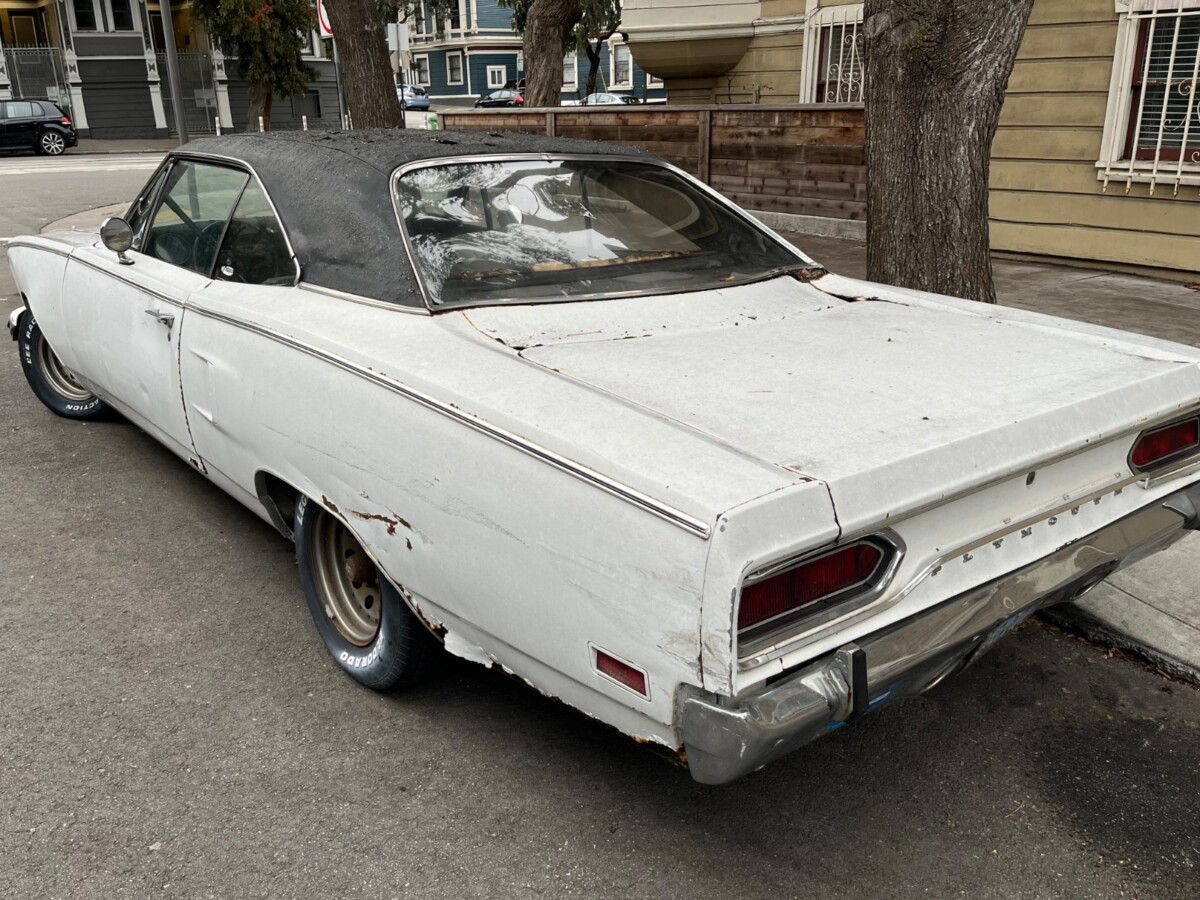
[324,0,405,128]
[524,0,581,107]
[863,0,1033,303]
[247,84,270,132]
[584,40,601,97]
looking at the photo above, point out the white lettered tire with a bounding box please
[294,494,438,690]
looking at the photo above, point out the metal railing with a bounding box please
[157,51,217,134]
[2,48,72,117]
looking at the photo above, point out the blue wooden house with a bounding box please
[406,0,665,104]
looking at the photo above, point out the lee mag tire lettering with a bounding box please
[294,494,436,691]
[17,314,109,421]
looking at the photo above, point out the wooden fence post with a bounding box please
[698,109,713,185]
[546,111,557,137]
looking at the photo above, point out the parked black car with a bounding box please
[0,98,77,156]
[474,90,524,108]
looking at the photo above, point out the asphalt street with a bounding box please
[1,151,1199,900]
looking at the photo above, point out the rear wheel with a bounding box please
[294,494,437,690]
[39,131,67,156]
[17,313,108,420]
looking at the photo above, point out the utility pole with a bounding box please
[160,0,190,144]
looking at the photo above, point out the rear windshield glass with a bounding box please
[394,158,806,308]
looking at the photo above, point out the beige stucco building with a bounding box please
[622,0,1200,278]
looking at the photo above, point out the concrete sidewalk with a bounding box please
[40,206,1200,683]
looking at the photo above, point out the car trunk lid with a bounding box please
[462,277,1200,535]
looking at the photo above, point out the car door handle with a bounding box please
[144,309,175,328]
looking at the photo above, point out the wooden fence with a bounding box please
[438,105,866,224]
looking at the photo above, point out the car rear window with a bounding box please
[394,158,805,309]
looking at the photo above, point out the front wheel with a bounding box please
[294,494,438,691]
[17,313,109,420]
[39,131,67,156]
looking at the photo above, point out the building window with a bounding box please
[71,0,97,31]
[611,43,632,87]
[447,51,464,85]
[647,72,664,88]
[801,3,865,105]
[563,53,577,88]
[109,0,134,30]
[292,91,321,119]
[487,64,507,88]
[414,54,431,86]
[1098,4,1200,191]
[448,5,461,30]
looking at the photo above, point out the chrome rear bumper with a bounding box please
[680,483,1200,784]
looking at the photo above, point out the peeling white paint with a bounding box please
[444,631,494,668]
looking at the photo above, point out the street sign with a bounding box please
[317,0,333,37]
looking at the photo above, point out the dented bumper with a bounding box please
[679,483,1200,785]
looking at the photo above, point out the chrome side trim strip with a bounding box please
[186,303,712,539]
[68,254,187,308]
[298,282,432,315]
[6,239,72,259]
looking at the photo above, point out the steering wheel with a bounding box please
[163,195,203,236]
[152,232,191,266]
[192,221,227,273]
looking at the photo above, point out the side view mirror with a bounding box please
[100,217,135,266]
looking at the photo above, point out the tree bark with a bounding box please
[863,0,1033,303]
[247,85,269,132]
[324,0,405,128]
[584,40,600,97]
[523,0,582,107]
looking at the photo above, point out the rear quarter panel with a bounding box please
[179,285,805,747]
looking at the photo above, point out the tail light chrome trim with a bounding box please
[1128,414,1200,475]
[736,532,904,659]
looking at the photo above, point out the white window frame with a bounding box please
[486,64,507,88]
[446,51,465,85]
[413,53,431,87]
[610,42,632,89]
[647,71,664,88]
[105,0,135,31]
[799,0,865,105]
[70,0,100,32]
[562,53,577,88]
[1098,1,1200,192]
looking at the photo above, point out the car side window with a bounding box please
[6,101,36,118]
[144,160,248,275]
[213,179,296,286]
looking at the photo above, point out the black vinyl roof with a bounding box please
[181,128,651,308]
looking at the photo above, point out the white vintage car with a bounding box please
[8,130,1200,784]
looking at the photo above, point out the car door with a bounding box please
[2,101,40,148]
[61,158,250,464]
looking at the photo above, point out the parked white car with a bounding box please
[9,130,1200,783]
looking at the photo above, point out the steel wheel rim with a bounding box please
[43,133,64,154]
[36,338,92,401]
[311,508,382,647]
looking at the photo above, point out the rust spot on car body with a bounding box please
[351,510,399,536]
[321,495,340,515]
[789,267,829,284]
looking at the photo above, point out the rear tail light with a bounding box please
[738,538,893,636]
[1129,416,1200,473]
[514,96,523,104]
[61,116,72,126]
